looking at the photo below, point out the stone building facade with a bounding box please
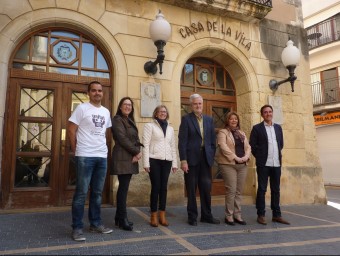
[0,0,326,209]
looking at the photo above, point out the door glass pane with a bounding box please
[15,156,49,187]
[216,67,224,88]
[51,31,79,39]
[13,63,46,71]
[212,107,230,129]
[216,89,235,96]
[12,29,110,79]
[197,88,214,94]
[183,64,194,84]
[226,73,234,90]
[71,92,89,113]
[19,89,54,118]
[15,120,52,188]
[49,67,78,75]
[32,36,48,62]
[97,50,108,70]
[17,122,53,152]
[181,86,194,92]
[81,70,109,78]
[81,43,94,68]
[14,39,30,60]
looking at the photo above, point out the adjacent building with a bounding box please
[0,0,326,209]
[304,1,340,186]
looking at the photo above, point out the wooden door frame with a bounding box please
[1,69,112,208]
[1,78,62,208]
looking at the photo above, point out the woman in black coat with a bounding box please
[111,97,142,231]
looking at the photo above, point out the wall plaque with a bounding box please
[141,82,161,117]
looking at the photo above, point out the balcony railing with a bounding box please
[307,14,340,50]
[151,0,272,22]
[312,77,340,106]
[248,0,272,7]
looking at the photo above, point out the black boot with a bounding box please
[115,216,133,226]
[119,218,133,231]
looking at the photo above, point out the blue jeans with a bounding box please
[72,156,107,230]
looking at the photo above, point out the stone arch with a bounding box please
[172,38,259,130]
[0,8,128,114]
[0,9,127,207]
[172,38,259,201]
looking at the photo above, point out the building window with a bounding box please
[180,58,235,96]
[12,29,110,79]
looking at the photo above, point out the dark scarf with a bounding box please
[229,127,245,143]
[155,118,168,137]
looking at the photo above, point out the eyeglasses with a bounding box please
[158,111,167,113]
[122,103,132,107]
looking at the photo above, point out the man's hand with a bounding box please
[181,162,189,173]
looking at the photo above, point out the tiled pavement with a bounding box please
[1,187,340,255]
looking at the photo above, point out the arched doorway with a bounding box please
[1,29,112,208]
[180,57,236,195]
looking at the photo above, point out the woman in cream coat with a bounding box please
[142,105,178,227]
[216,111,251,226]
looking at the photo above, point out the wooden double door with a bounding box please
[1,77,111,208]
[181,93,236,195]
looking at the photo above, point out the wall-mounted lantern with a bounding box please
[269,40,300,92]
[144,10,171,75]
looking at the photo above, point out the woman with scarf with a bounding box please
[216,111,251,226]
[142,105,178,227]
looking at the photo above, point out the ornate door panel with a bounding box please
[1,79,111,208]
[2,79,61,208]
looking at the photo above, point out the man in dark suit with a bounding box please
[178,94,220,226]
[249,104,290,225]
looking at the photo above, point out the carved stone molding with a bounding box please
[151,0,272,22]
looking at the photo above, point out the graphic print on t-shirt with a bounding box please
[92,114,106,128]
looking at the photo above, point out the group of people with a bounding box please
[68,81,290,242]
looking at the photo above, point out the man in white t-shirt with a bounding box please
[68,81,113,241]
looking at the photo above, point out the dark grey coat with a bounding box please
[111,115,141,175]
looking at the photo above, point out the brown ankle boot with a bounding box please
[159,210,169,226]
[150,212,158,227]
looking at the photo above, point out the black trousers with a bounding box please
[116,174,132,219]
[256,166,281,218]
[149,158,172,212]
[184,149,212,221]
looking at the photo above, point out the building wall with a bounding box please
[304,1,340,187]
[0,0,327,207]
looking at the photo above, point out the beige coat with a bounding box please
[142,119,178,168]
[215,128,251,165]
